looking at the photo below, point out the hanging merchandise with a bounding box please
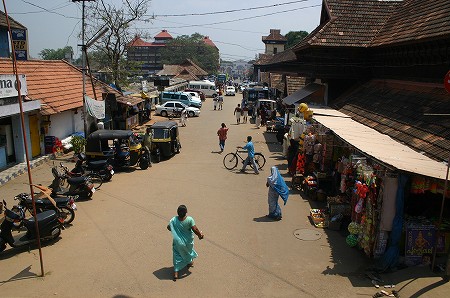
[348,222,361,234]
[346,234,358,247]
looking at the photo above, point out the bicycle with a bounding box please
[223,148,266,171]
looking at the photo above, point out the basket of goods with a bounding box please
[310,209,328,228]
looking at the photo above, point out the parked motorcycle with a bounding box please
[71,153,114,182]
[0,200,63,253]
[14,193,77,225]
[49,165,95,199]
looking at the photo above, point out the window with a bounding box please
[201,85,208,89]
[162,93,172,99]
[181,95,188,100]
[273,47,278,54]
[175,103,184,108]
[171,94,180,100]
[165,102,174,108]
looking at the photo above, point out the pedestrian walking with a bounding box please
[217,123,229,153]
[238,135,259,174]
[261,106,267,126]
[142,127,153,167]
[213,94,218,110]
[255,108,262,128]
[234,104,242,124]
[167,205,204,281]
[180,108,188,127]
[145,100,152,120]
[242,105,249,123]
[266,166,289,220]
[218,94,224,110]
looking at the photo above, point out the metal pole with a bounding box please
[2,0,44,277]
[81,0,88,137]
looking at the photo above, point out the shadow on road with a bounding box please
[253,215,276,223]
[0,265,39,284]
[153,266,191,281]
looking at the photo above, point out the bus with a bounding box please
[217,73,227,84]
[242,87,269,118]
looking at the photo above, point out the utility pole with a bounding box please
[72,0,96,137]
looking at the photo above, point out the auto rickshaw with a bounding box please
[85,130,150,170]
[150,121,181,162]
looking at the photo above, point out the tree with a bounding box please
[160,33,219,74]
[285,31,309,49]
[39,46,73,60]
[85,0,151,88]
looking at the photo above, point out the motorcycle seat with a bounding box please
[67,176,87,185]
[87,160,108,168]
[27,197,69,207]
[24,210,57,230]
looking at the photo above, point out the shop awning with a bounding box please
[312,106,448,180]
[282,83,322,105]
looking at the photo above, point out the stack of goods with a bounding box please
[310,209,328,228]
[303,175,317,199]
[327,195,351,217]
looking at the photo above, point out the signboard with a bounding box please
[444,71,450,93]
[405,225,435,266]
[11,29,28,61]
[0,74,28,98]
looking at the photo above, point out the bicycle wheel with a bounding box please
[252,153,266,170]
[86,173,103,190]
[223,153,238,170]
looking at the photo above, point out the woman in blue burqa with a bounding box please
[167,205,204,281]
[266,166,289,220]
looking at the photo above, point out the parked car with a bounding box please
[226,86,236,96]
[155,101,200,118]
[184,91,202,102]
[160,91,202,108]
[184,89,206,101]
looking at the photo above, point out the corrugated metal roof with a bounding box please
[313,107,448,180]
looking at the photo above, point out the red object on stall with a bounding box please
[444,70,450,93]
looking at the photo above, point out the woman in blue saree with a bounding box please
[266,166,289,220]
[167,205,204,281]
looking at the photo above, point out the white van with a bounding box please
[188,80,217,97]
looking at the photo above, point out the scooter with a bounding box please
[14,193,77,225]
[72,153,114,182]
[0,200,62,253]
[49,165,95,199]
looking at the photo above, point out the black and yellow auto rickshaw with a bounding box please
[85,130,150,170]
[151,121,181,162]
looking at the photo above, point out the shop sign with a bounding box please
[0,74,28,98]
[405,225,435,266]
[11,29,28,61]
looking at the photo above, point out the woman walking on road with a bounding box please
[167,205,204,281]
[266,166,289,220]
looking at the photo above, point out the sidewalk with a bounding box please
[0,154,52,186]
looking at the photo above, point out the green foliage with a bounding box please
[70,136,86,154]
[285,31,309,49]
[160,33,220,74]
[39,46,73,60]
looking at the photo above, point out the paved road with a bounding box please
[1,94,449,297]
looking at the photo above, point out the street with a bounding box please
[0,95,448,298]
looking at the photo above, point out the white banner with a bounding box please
[85,95,105,119]
[0,74,28,98]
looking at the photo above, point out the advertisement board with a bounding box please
[405,225,435,266]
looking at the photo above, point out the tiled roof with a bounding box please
[157,59,207,77]
[371,0,450,46]
[262,29,287,43]
[174,69,199,81]
[265,49,296,65]
[0,11,26,29]
[294,0,401,50]
[333,79,450,162]
[203,36,217,48]
[128,36,158,47]
[154,30,173,39]
[254,54,273,66]
[286,76,306,95]
[0,58,133,115]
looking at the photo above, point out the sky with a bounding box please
[4,0,323,62]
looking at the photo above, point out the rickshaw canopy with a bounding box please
[86,130,134,153]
